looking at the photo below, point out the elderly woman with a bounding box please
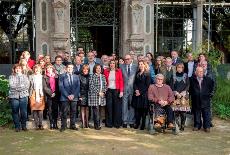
[88,64,107,130]
[29,65,45,130]
[148,74,175,129]
[170,63,190,131]
[43,64,59,129]
[132,60,151,130]
[9,64,30,132]
[104,60,124,128]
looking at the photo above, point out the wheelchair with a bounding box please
[148,103,179,135]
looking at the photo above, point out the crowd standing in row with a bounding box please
[9,48,215,133]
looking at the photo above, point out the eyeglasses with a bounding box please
[156,78,163,80]
[125,58,130,60]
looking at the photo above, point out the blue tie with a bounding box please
[128,65,131,77]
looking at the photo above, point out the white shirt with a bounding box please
[108,70,116,89]
[126,63,132,73]
[188,61,194,77]
[89,61,95,75]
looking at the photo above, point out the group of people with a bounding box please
[8,48,215,133]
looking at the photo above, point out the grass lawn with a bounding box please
[0,118,230,155]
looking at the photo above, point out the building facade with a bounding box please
[35,0,216,59]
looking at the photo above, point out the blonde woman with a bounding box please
[29,65,45,130]
[19,58,33,76]
[132,60,151,130]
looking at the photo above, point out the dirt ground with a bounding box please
[0,118,230,155]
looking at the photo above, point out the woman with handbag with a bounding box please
[132,60,151,130]
[79,64,90,128]
[170,63,190,131]
[29,64,45,130]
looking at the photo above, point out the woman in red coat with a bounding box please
[104,60,124,128]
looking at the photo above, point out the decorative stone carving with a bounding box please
[130,1,143,34]
[128,38,144,55]
[52,0,66,34]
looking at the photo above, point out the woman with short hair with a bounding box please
[29,65,45,130]
[170,63,190,131]
[9,64,30,132]
[88,64,107,130]
[43,64,59,129]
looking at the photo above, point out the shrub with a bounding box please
[212,76,230,119]
[0,75,11,126]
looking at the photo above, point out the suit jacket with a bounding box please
[184,60,196,76]
[59,73,80,101]
[84,57,102,66]
[190,76,214,109]
[120,63,138,95]
[73,64,83,75]
[43,75,60,99]
[172,57,183,66]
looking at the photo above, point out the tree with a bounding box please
[0,0,32,63]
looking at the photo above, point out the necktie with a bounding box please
[69,74,73,86]
[128,65,131,77]
[198,78,202,89]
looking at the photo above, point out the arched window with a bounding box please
[41,42,48,55]
[144,4,151,34]
[41,1,48,32]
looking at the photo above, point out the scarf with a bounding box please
[46,72,56,93]
[33,74,43,103]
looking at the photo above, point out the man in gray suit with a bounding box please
[120,54,138,128]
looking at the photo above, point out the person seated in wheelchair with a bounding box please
[170,63,190,131]
[148,74,175,129]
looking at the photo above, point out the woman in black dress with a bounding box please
[79,64,90,128]
[170,63,190,131]
[132,60,151,130]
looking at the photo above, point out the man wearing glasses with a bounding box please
[148,74,175,129]
[53,55,66,75]
[120,54,138,128]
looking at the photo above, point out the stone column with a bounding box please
[192,0,205,52]
[51,0,70,59]
[120,0,130,56]
[127,0,144,55]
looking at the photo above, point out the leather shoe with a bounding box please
[15,128,20,132]
[122,124,127,128]
[70,126,78,130]
[204,128,210,133]
[60,128,66,132]
[22,127,28,131]
[129,124,134,128]
[193,127,199,131]
[95,126,101,130]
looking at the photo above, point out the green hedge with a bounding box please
[212,66,230,119]
[0,75,11,126]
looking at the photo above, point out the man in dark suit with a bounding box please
[190,67,214,133]
[171,50,183,66]
[73,55,83,75]
[184,52,196,78]
[59,63,80,132]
